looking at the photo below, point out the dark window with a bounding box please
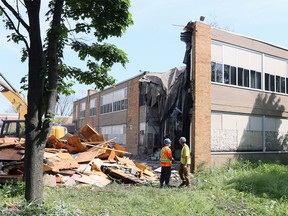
[244,69,249,87]
[281,77,285,93]
[231,66,236,85]
[224,64,230,84]
[256,72,261,89]
[265,73,270,91]
[89,107,96,116]
[270,75,275,92]
[211,62,216,82]
[216,63,222,83]
[276,76,281,92]
[286,78,288,93]
[238,68,243,86]
[250,70,256,88]
[100,103,112,114]
[113,99,128,112]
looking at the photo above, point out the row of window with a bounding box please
[79,98,128,117]
[100,99,128,114]
[211,62,288,94]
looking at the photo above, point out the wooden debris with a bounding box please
[46,135,87,154]
[0,124,161,187]
[0,148,23,161]
[113,143,126,157]
[73,173,111,187]
[80,124,105,142]
[0,137,25,146]
[75,149,101,163]
[45,154,79,170]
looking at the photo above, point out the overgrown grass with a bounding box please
[1,160,288,215]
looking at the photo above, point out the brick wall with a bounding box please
[126,76,140,155]
[191,22,211,169]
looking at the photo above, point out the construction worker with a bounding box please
[160,138,173,188]
[178,137,191,187]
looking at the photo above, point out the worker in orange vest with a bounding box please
[160,138,173,188]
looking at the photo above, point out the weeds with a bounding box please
[0,181,25,198]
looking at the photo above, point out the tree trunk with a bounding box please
[24,1,46,203]
[24,0,64,203]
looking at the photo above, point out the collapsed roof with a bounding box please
[139,65,193,145]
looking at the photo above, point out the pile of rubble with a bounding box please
[0,124,160,187]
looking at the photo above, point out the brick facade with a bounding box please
[191,22,211,169]
[126,76,140,155]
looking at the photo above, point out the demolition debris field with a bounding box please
[1,161,288,215]
[0,124,168,187]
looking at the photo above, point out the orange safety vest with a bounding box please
[160,146,172,167]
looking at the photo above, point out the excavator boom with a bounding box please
[0,72,66,139]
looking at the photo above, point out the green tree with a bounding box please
[0,0,132,203]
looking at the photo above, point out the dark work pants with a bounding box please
[160,166,171,186]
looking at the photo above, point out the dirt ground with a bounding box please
[131,155,183,187]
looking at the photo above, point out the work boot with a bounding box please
[178,182,186,188]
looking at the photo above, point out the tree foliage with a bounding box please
[0,0,133,203]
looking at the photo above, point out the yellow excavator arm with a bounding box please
[0,76,27,120]
[0,73,66,139]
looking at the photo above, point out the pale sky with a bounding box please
[0,0,288,113]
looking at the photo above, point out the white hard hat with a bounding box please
[179,137,186,143]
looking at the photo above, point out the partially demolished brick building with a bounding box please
[73,21,288,169]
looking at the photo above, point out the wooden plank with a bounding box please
[135,162,150,171]
[143,169,155,177]
[0,174,22,184]
[103,168,137,184]
[45,156,79,170]
[73,173,111,187]
[0,148,23,161]
[107,150,116,162]
[84,143,132,156]
[113,144,126,157]
[75,149,100,163]
[57,152,75,160]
